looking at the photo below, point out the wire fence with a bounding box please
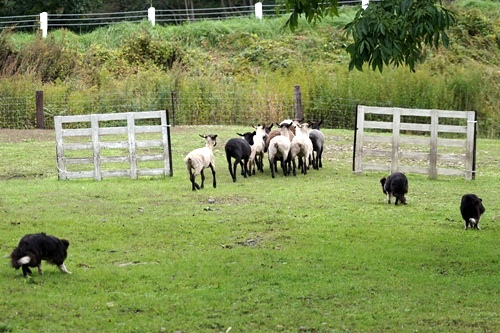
[3,90,498,138]
[0,91,359,130]
[0,1,368,32]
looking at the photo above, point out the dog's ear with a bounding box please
[61,239,70,248]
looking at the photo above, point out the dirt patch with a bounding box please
[0,129,55,143]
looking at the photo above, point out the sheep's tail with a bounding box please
[185,157,193,170]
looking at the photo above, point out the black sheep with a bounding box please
[309,120,325,169]
[225,132,255,182]
[460,194,486,230]
[380,172,408,205]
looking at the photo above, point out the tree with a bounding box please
[281,0,455,72]
[2,0,101,15]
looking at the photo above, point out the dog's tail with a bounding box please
[469,218,477,224]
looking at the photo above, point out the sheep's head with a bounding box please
[200,134,217,147]
[237,131,256,146]
[312,120,323,130]
[265,124,273,133]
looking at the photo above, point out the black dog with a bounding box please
[380,172,408,205]
[460,194,486,230]
[10,233,72,277]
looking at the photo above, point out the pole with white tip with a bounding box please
[148,7,155,26]
[255,2,263,20]
[40,12,48,38]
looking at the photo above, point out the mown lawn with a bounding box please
[0,127,498,333]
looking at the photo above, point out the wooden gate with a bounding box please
[353,105,476,179]
[55,111,172,180]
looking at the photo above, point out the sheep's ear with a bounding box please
[318,120,323,126]
[252,131,256,135]
[268,124,273,130]
[237,133,243,136]
[199,134,206,138]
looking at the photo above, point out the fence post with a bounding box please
[40,12,48,38]
[148,7,155,26]
[36,91,44,129]
[255,2,263,20]
[391,108,401,173]
[170,91,176,126]
[294,85,303,121]
[362,0,370,9]
[429,109,438,179]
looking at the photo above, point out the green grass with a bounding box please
[0,127,499,332]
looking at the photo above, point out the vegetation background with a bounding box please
[0,1,499,331]
[0,0,499,137]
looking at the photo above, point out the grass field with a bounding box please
[0,127,498,333]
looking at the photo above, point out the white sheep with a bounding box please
[252,124,267,173]
[268,122,293,178]
[290,122,314,175]
[184,134,217,191]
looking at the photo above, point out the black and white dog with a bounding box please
[460,194,486,230]
[380,172,408,205]
[10,233,72,277]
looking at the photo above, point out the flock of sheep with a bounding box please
[183,119,325,190]
[184,119,486,230]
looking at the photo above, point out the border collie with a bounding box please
[10,233,72,277]
[380,172,408,205]
[460,194,486,230]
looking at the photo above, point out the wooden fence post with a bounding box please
[294,85,303,120]
[429,109,439,179]
[170,91,176,126]
[36,91,44,129]
[148,7,155,26]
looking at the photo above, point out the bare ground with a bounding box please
[0,129,55,143]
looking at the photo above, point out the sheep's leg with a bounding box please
[395,197,399,205]
[282,155,289,176]
[189,170,200,191]
[209,163,216,188]
[232,161,239,182]
[318,148,323,168]
[292,158,297,176]
[244,158,250,177]
[200,169,206,189]
[240,160,248,178]
[269,157,276,178]
[227,160,236,182]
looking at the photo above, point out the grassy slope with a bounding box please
[0,127,498,332]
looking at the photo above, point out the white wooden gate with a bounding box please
[55,111,172,180]
[353,105,476,179]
